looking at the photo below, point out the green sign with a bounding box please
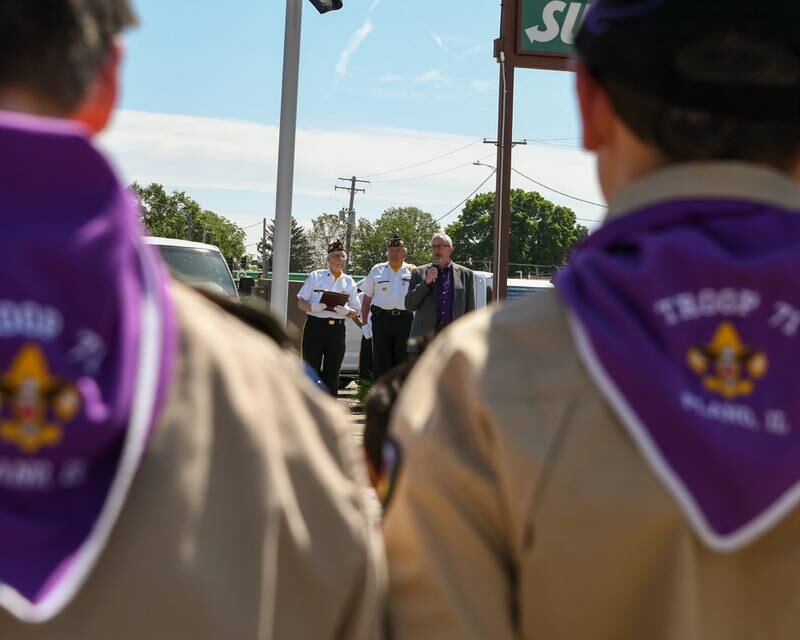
[518,0,591,57]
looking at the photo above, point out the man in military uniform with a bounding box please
[384,1,800,639]
[297,240,360,396]
[361,235,414,380]
[0,3,385,637]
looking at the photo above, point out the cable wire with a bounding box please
[511,167,607,208]
[435,169,497,223]
[372,152,496,184]
[521,136,581,142]
[529,141,585,149]
[361,139,483,179]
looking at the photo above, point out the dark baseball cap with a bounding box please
[575,0,800,122]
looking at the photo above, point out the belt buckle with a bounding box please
[328,320,335,325]
[391,309,401,316]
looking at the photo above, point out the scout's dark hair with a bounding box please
[363,371,405,476]
[593,32,800,171]
[0,0,137,112]
[363,334,433,476]
[195,289,296,349]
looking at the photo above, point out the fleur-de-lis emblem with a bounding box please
[0,344,81,454]
[687,322,768,400]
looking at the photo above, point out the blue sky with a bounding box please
[101,0,603,253]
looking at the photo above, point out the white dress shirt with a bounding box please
[297,269,359,319]
[362,262,412,311]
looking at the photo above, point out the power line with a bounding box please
[511,167,607,209]
[361,139,483,179]
[372,152,496,184]
[529,141,584,149]
[241,221,263,230]
[519,136,581,142]
[516,136,584,150]
[435,169,497,223]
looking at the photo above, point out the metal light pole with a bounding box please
[271,0,303,325]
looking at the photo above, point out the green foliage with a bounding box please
[307,213,349,269]
[445,189,588,274]
[130,182,246,259]
[350,206,440,275]
[258,217,314,273]
[355,378,372,404]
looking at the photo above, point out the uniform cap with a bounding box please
[327,239,345,254]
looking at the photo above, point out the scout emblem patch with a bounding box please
[557,188,800,552]
[687,322,768,400]
[0,112,176,623]
[0,344,81,455]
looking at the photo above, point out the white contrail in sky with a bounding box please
[336,0,383,77]
[336,17,374,77]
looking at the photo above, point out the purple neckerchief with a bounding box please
[556,179,800,552]
[0,112,176,622]
[436,263,454,331]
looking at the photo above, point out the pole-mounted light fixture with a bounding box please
[308,0,343,13]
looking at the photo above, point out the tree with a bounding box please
[258,217,314,273]
[350,207,440,275]
[446,189,588,275]
[307,213,348,268]
[130,182,246,259]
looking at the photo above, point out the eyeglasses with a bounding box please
[431,244,451,249]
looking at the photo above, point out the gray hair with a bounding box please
[432,233,453,247]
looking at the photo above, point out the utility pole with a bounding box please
[262,217,268,275]
[271,0,303,325]
[335,176,369,272]
[492,0,517,301]
[483,138,528,148]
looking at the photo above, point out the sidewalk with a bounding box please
[338,381,382,522]
[337,380,366,442]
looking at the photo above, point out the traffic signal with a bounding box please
[240,255,249,270]
[308,0,342,14]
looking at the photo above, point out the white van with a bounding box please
[144,237,239,300]
[506,277,554,301]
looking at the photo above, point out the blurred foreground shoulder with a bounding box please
[168,283,388,640]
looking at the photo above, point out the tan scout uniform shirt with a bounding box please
[384,166,800,640]
[1,284,385,640]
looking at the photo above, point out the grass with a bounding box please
[355,378,373,404]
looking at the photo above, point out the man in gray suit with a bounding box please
[405,233,475,338]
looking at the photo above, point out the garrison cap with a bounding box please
[575,0,800,122]
[389,235,405,248]
[327,239,345,254]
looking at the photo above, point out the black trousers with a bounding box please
[371,308,413,380]
[359,336,373,381]
[301,316,346,396]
